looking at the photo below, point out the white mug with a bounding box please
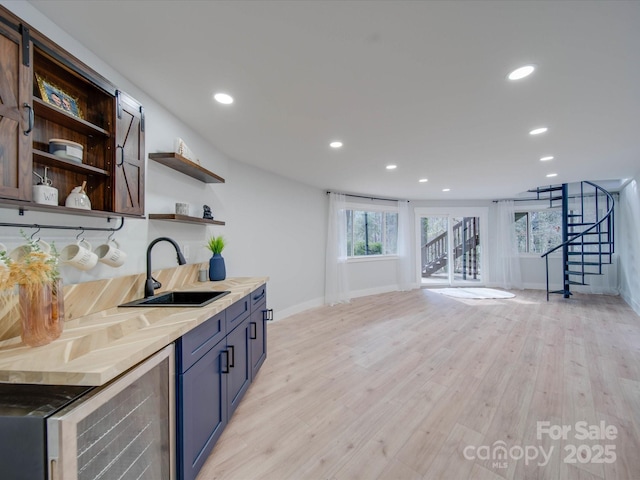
[9,239,51,263]
[94,240,127,268]
[60,239,98,271]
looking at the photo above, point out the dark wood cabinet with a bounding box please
[114,90,145,215]
[0,19,32,201]
[0,6,145,217]
[175,286,268,480]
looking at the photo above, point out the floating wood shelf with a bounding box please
[149,214,225,226]
[149,152,225,184]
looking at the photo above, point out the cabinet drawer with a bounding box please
[177,311,226,373]
[250,285,267,311]
[226,294,250,331]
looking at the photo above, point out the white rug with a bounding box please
[431,288,515,299]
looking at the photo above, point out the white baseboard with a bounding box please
[620,289,640,316]
[275,296,324,321]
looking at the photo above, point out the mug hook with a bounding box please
[76,228,85,241]
[30,226,41,241]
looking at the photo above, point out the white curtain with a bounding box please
[325,193,350,305]
[396,200,415,291]
[493,200,523,289]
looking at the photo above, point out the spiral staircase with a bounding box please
[531,181,615,300]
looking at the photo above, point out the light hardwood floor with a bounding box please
[196,289,640,480]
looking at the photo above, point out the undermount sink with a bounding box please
[119,290,230,308]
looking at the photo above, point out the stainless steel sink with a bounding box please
[119,290,230,308]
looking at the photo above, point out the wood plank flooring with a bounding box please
[196,289,640,480]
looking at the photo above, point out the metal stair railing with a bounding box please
[421,217,480,278]
[541,181,614,300]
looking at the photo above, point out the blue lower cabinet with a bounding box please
[177,339,227,480]
[226,316,252,418]
[176,286,268,480]
[249,300,267,379]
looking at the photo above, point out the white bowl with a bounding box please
[49,138,83,163]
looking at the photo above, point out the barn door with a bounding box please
[114,90,145,215]
[0,22,32,200]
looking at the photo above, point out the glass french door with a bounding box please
[418,213,483,286]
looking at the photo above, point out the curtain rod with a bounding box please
[326,191,408,203]
[493,192,616,203]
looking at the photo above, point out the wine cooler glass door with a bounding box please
[47,344,175,480]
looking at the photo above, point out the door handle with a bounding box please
[23,103,33,135]
[221,350,230,374]
[228,345,235,368]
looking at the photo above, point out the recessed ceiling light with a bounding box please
[213,92,234,104]
[386,164,397,170]
[546,173,558,178]
[419,178,428,183]
[529,127,548,135]
[540,156,554,161]
[442,188,450,192]
[329,141,343,148]
[508,65,535,80]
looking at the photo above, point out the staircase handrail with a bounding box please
[540,181,614,258]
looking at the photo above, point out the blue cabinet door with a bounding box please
[225,317,251,418]
[249,302,267,380]
[177,339,227,480]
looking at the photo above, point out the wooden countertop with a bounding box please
[0,277,268,386]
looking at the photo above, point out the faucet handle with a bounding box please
[152,276,161,290]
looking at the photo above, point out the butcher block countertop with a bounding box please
[0,277,268,386]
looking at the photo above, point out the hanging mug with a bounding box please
[94,239,127,268]
[60,239,98,271]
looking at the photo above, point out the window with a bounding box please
[515,210,563,253]
[346,209,398,257]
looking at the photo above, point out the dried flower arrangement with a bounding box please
[0,232,64,346]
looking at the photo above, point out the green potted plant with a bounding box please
[206,235,226,281]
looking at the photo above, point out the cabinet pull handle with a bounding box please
[228,345,235,368]
[263,309,274,322]
[221,350,230,374]
[250,322,257,340]
[23,103,33,135]
[252,289,265,302]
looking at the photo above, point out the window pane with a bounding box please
[347,209,398,257]
[515,213,528,253]
[529,210,562,253]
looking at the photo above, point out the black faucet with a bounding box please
[145,237,187,298]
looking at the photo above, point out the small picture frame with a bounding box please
[35,74,83,119]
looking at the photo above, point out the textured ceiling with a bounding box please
[29,0,640,199]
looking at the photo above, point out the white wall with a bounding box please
[618,175,640,314]
[0,1,327,317]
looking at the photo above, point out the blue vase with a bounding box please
[209,253,226,281]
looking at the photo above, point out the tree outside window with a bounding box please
[515,210,563,254]
[346,209,398,257]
